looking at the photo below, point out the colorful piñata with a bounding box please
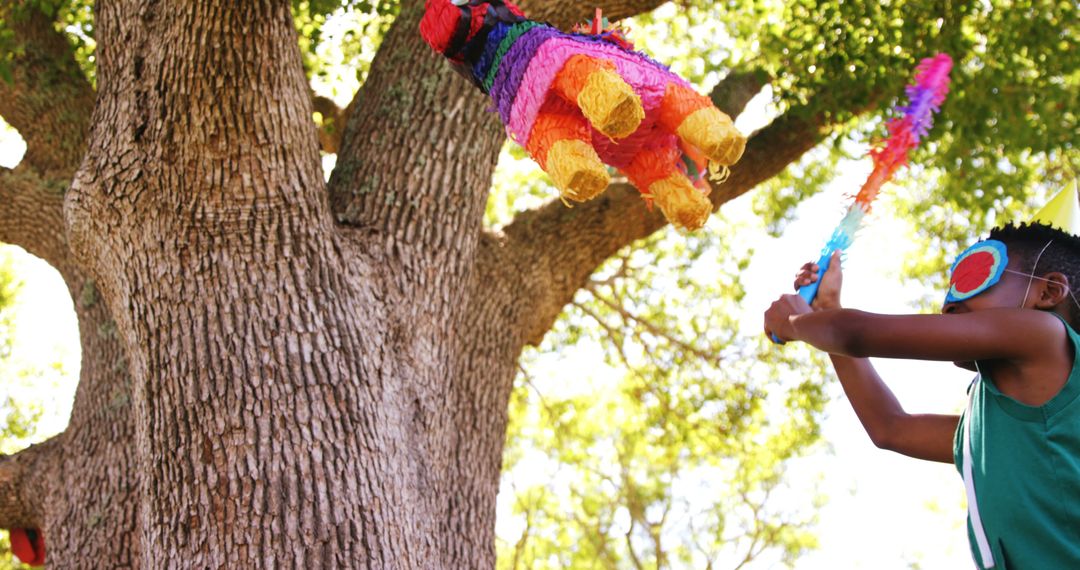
[420,1,747,230]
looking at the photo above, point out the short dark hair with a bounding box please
[989,222,1080,327]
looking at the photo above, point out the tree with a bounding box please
[0,0,1074,567]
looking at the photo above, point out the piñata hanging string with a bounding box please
[795,53,953,305]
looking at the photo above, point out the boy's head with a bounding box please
[960,222,1080,327]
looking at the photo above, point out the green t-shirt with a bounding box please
[953,315,1080,569]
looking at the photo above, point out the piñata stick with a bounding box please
[797,53,953,305]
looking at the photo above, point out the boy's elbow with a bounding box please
[863,414,908,453]
[867,429,898,451]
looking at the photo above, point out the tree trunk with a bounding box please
[59,0,518,566]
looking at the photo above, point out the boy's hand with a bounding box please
[795,250,844,310]
[765,294,812,343]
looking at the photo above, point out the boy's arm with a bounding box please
[830,354,959,463]
[768,302,1061,364]
[786,252,958,463]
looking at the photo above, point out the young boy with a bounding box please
[764,219,1080,569]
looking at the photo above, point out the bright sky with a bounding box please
[0,22,974,567]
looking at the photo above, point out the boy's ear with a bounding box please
[1037,271,1071,308]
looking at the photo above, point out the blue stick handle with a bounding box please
[770,249,833,344]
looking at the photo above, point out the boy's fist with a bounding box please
[764,294,812,343]
[796,250,843,310]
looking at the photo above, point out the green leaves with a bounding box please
[0,0,95,86]
[0,249,22,362]
[293,0,398,94]
[0,18,23,86]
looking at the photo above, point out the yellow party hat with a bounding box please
[1031,181,1080,236]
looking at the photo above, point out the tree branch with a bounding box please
[572,299,634,369]
[0,166,70,269]
[585,282,723,366]
[518,0,669,28]
[624,517,646,570]
[0,4,95,178]
[0,435,63,529]
[710,69,771,120]
[328,0,504,251]
[312,94,352,155]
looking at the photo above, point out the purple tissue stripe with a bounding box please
[489,26,562,125]
[898,86,944,142]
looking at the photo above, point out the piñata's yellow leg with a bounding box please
[553,55,643,140]
[546,140,610,202]
[624,148,712,231]
[526,99,610,202]
[649,173,712,231]
[658,82,746,166]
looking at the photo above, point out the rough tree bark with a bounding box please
[1,0,843,567]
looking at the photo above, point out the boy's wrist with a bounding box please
[787,312,810,342]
